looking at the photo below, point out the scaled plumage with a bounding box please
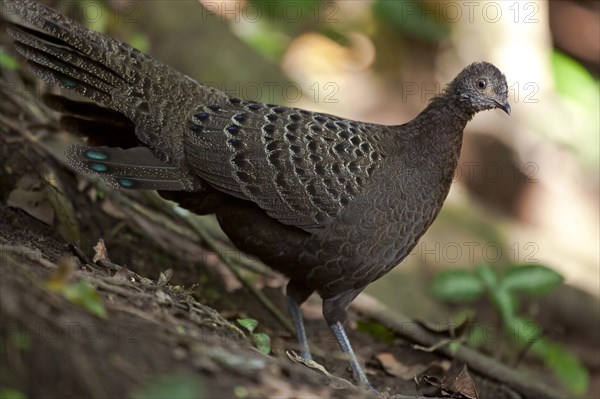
[6,0,509,390]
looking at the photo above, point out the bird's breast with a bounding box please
[331,153,456,271]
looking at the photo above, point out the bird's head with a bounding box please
[448,62,510,115]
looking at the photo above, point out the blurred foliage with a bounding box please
[249,0,319,22]
[373,0,449,42]
[8,329,32,352]
[47,257,107,319]
[356,320,396,344]
[127,32,151,53]
[500,265,565,296]
[432,264,588,394]
[48,279,108,319]
[130,373,205,399]
[233,22,289,61]
[432,263,563,317]
[0,49,19,70]
[78,1,109,33]
[551,50,600,166]
[240,0,347,61]
[233,386,249,398]
[531,339,589,396]
[0,389,27,399]
[76,1,151,52]
[430,269,486,303]
[552,51,599,109]
[61,281,107,318]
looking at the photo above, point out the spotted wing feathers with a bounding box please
[185,100,388,231]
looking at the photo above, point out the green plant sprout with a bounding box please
[237,318,272,355]
[432,263,588,395]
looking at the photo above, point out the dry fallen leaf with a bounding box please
[441,364,478,399]
[158,268,173,286]
[414,360,454,397]
[7,175,54,225]
[93,239,109,262]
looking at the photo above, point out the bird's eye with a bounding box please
[477,79,487,89]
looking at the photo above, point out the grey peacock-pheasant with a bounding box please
[6,0,510,390]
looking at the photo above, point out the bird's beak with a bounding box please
[494,99,511,115]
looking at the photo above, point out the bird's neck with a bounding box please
[399,92,474,166]
[409,93,475,138]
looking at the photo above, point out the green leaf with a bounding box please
[431,269,485,303]
[491,288,517,324]
[500,265,564,296]
[532,339,589,395]
[475,264,497,288]
[356,320,396,344]
[252,332,271,354]
[236,319,271,353]
[63,280,107,318]
[506,317,541,346]
[237,318,258,334]
[0,49,19,70]
[466,325,488,347]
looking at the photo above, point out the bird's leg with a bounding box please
[286,281,315,360]
[329,321,375,391]
[287,295,312,360]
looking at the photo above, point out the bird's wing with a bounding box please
[184,100,389,231]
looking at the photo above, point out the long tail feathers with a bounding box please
[66,146,190,191]
[5,0,222,191]
[6,12,127,105]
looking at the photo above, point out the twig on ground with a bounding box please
[352,295,565,399]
